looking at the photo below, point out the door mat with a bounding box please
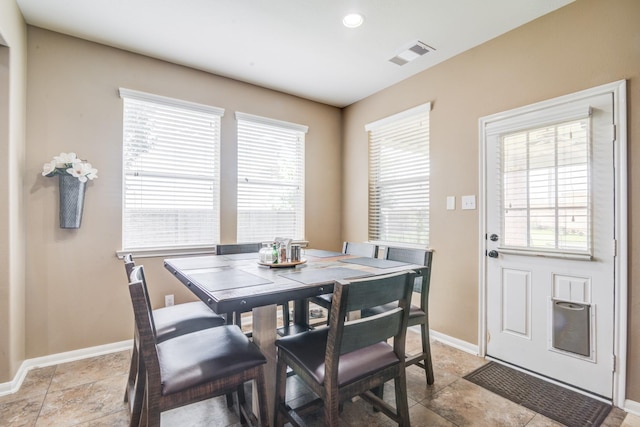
[463,362,611,427]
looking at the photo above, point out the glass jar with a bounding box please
[259,242,274,263]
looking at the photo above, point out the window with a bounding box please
[236,112,306,242]
[366,103,430,245]
[120,89,223,250]
[501,119,590,253]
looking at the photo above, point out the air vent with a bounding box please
[389,41,435,66]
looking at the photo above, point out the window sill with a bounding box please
[115,246,217,260]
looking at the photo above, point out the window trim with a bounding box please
[119,88,224,254]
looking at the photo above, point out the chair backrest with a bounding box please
[216,243,262,255]
[327,270,414,359]
[123,253,135,278]
[342,241,379,258]
[385,246,433,294]
[128,265,161,374]
[124,257,158,340]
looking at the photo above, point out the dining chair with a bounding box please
[122,254,226,427]
[274,270,415,426]
[217,243,306,337]
[362,246,434,385]
[128,264,270,427]
[308,241,379,324]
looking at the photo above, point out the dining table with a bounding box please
[163,248,428,423]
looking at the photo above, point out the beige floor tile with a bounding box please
[0,395,45,427]
[74,409,130,426]
[48,351,130,392]
[424,378,536,426]
[430,340,487,377]
[35,374,128,427]
[409,401,456,426]
[622,413,640,427]
[161,395,241,427]
[0,366,55,405]
[604,407,632,427]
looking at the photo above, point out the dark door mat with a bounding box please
[463,362,611,427]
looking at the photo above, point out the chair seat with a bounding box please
[153,301,226,342]
[158,325,266,395]
[276,327,399,387]
[362,303,426,326]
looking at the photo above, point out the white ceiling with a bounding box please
[16,0,574,108]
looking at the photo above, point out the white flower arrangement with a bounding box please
[42,152,98,183]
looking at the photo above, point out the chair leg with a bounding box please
[274,356,288,427]
[323,385,340,427]
[125,342,138,403]
[129,353,145,427]
[421,322,434,385]
[394,370,411,427]
[254,367,270,427]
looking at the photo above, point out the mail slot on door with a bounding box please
[552,301,590,357]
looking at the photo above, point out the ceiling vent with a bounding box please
[389,41,434,66]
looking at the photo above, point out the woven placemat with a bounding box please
[464,362,611,427]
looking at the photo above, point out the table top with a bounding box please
[164,251,426,315]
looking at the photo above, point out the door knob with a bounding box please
[487,250,499,258]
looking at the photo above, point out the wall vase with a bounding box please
[58,174,86,229]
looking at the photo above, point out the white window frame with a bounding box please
[365,102,431,246]
[119,88,224,256]
[235,112,307,243]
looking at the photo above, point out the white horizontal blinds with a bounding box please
[236,112,306,242]
[501,117,591,254]
[367,103,430,245]
[120,89,222,250]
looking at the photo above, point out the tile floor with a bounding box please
[0,330,636,427]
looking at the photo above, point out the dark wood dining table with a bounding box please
[163,249,427,423]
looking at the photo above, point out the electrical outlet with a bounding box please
[164,294,175,307]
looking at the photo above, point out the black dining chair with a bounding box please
[128,264,270,427]
[274,270,415,426]
[362,246,435,385]
[122,254,226,427]
[217,243,307,337]
[308,241,379,325]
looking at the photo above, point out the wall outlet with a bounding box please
[164,294,175,307]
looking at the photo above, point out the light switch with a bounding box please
[446,196,456,210]
[462,195,476,210]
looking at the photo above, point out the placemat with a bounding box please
[304,249,345,257]
[464,361,612,427]
[189,269,272,292]
[279,267,372,285]
[223,252,259,260]
[164,256,229,270]
[339,257,409,269]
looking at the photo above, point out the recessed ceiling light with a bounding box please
[343,13,364,28]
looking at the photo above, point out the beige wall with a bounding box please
[343,0,640,401]
[0,0,27,382]
[24,28,342,359]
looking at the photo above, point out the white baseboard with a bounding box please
[0,339,132,397]
[428,328,479,355]
[624,399,640,416]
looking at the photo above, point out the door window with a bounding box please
[501,118,591,255]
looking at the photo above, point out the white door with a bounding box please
[483,84,623,399]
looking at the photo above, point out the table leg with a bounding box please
[251,304,277,424]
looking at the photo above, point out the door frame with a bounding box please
[478,80,628,407]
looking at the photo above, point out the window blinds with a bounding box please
[120,89,223,250]
[501,118,591,253]
[236,112,307,242]
[366,103,430,245]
